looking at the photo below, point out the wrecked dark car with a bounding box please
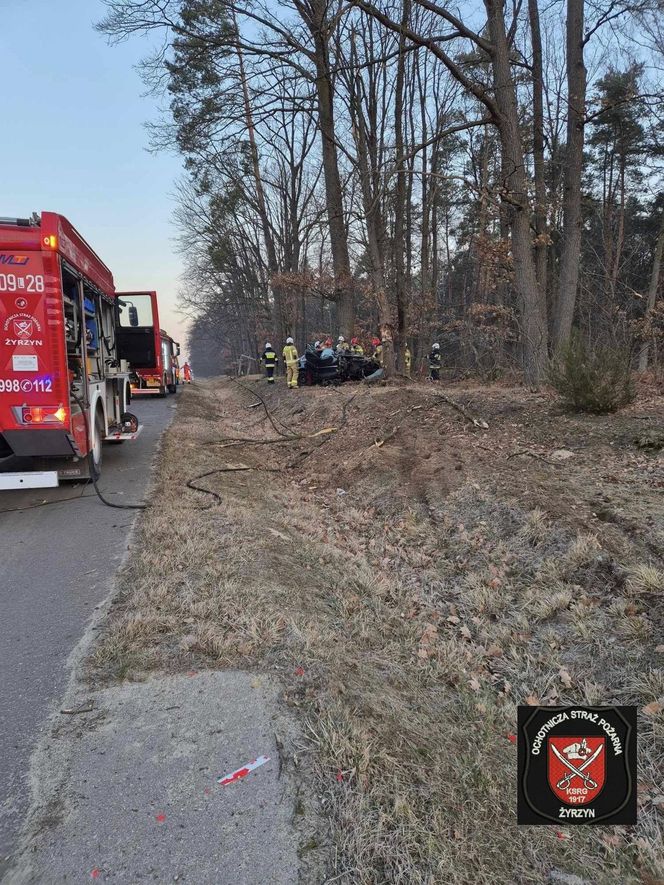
[297,346,382,386]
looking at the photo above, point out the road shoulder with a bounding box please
[7,672,304,885]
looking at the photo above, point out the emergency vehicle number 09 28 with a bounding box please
[0,274,45,293]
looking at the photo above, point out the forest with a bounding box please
[100,0,664,385]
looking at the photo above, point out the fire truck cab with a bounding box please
[116,291,180,396]
[0,212,141,489]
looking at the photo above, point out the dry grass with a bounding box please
[88,379,664,884]
[627,564,664,595]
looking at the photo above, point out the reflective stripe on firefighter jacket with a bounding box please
[282,344,299,365]
[428,350,442,369]
[262,348,277,366]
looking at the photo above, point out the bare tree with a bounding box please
[552,0,586,350]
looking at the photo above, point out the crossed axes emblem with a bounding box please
[551,743,604,790]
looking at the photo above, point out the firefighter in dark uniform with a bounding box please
[261,342,278,383]
[428,342,442,381]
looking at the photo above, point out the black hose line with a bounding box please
[185,379,356,506]
[229,376,296,438]
[71,391,146,510]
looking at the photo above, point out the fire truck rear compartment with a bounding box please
[1,429,76,458]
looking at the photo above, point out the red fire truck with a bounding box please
[117,290,180,396]
[0,212,141,489]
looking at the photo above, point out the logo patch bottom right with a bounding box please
[518,706,636,824]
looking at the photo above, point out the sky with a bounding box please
[1,0,192,354]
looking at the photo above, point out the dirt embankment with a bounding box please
[90,377,664,884]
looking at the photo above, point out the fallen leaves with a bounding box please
[558,667,573,688]
[601,833,622,848]
[642,700,663,717]
[417,623,439,660]
[550,449,575,461]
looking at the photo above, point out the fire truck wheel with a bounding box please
[90,409,104,479]
[167,382,177,394]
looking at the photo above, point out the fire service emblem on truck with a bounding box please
[13,318,34,338]
[3,312,43,347]
[517,706,636,824]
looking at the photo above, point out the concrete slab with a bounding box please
[7,672,301,884]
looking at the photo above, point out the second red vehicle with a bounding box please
[116,290,180,396]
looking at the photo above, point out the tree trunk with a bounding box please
[528,0,548,298]
[234,26,285,344]
[552,0,586,350]
[610,159,626,302]
[308,10,355,337]
[638,212,664,371]
[476,129,490,300]
[349,67,394,375]
[391,0,411,378]
[485,0,548,384]
[418,61,429,333]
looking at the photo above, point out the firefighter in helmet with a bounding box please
[336,335,349,352]
[350,337,364,355]
[428,342,442,381]
[372,337,383,367]
[283,336,299,388]
[261,342,278,383]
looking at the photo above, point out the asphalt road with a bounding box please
[0,396,176,874]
